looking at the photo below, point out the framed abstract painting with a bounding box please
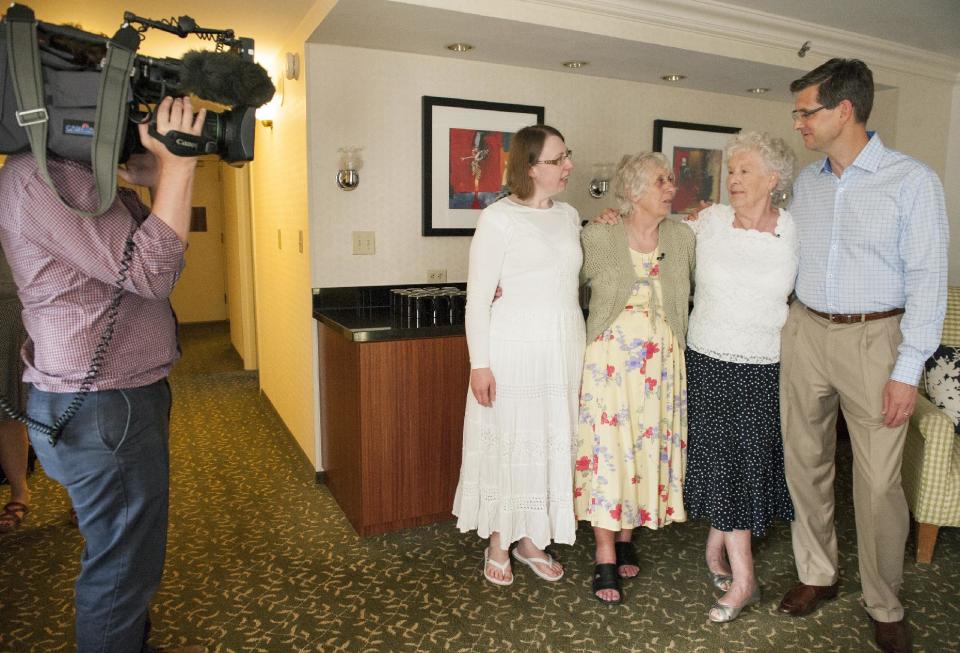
[422,96,544,236]
[653,119,741,217]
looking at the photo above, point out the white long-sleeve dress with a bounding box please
[452,197,586,549]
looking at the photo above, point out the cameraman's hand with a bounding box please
[138,96,207,168]
[139,96,207,242]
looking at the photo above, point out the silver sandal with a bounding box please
[707,570,734,592]
[708,585,761,623]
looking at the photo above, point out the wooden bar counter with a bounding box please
[315,298,469,536]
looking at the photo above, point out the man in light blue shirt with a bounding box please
[777,59,948,653]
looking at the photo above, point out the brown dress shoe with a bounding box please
[777,581,839,616]
[872,618,911,653]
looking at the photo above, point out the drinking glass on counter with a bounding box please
[389,286,466,327]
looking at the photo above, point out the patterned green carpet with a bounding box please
[1,322,958,652]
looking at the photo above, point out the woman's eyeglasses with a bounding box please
[534,149,573,166]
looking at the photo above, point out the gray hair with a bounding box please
[724,131,797,197]
[613,151,671,215]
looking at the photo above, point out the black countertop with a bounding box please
[313,284,467,343]
[313,306,465,342]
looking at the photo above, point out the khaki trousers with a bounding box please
[780,301,909,623]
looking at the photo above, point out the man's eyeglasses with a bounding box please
[535,149,573,166]
[791,105,828,122]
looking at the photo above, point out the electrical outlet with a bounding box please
[426,269,447,283]
[352,231,375,255]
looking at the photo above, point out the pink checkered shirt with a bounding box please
[0,154,186,392]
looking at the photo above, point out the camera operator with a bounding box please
[0,96,207,653]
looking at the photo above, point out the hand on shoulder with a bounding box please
[590,208,621,226]
[683,200,713,222]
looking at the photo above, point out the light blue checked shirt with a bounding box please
[790,133,949,386]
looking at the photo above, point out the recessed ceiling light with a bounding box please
[446,43,473,52]
[661,74,686,82]
[563,61,588,69]
[747,87,770,94]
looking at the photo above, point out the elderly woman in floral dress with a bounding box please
[574,152,695,604]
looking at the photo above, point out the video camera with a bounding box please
[0,3,275,166]
[120,12,274,162]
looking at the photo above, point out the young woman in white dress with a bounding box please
[453,125,586,586]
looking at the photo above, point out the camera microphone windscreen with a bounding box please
[179,50,275,107]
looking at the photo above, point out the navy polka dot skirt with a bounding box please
[683,348,794,537]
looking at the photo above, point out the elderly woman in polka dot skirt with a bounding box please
[682,131,799,623]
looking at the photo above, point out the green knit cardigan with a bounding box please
[580,218,696,347]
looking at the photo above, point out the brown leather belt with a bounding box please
[806,307,904,324]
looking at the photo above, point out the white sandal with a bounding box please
[511,547,564,581]
[483,547,513,586]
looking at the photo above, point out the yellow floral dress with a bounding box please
[574,247,687,530]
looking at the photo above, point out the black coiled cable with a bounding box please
[0,222,138,446]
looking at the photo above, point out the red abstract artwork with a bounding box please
[448,128,511,210]
[671,146,722,214]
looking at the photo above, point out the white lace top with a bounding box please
[686,204,798,364]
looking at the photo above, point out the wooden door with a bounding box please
[169,159,227,323]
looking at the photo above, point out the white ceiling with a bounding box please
[309,0,959,103]
[719,0,960,60]
[309,0,812,102]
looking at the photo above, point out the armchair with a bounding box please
[901,286,960,563]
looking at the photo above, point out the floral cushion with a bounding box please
[924,345,960,435]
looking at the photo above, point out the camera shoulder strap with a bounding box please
[4,4,139,217]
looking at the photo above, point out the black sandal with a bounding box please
[592,563,623,604]
[615,541,640,577]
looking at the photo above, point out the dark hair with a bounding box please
[506,124,565,200]
[789,58,874,124]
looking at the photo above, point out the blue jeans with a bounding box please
[28,379,171,653]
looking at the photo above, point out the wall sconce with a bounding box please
[588,163,614,198]
[256,71,282,128]
[256,99,277,128]
[337,147,363,191]
[284,52,300,80]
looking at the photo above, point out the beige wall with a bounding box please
[946,81,960,287]
[306,45,912,288]
[249,91,316,465]
[221,164,258,369]
[168,161,228,323]
[306,45,956,291]
[248,0,337,469]
[308,45,790,286]
[873,72,957,286]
